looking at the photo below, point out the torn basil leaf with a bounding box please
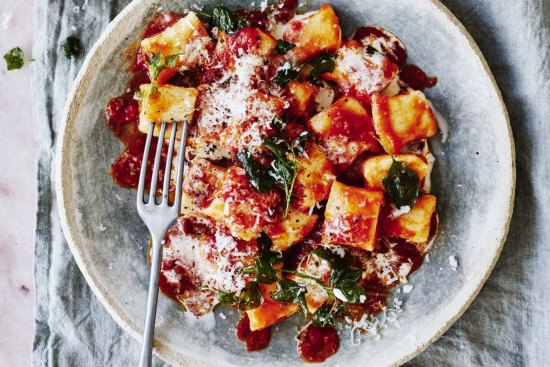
[217,281,262,310]
[212,5,249,35]
[237,151,275,194]
[307,53,336,86]
[255,233,280,284]
[271,279,309,316]
[61,36,83,59]
[292,131,311,156]
[147,52,165,81]
[312,303,337,327]
[165,54,181,68]
[366,45,378,55]
[272,63,300,87]
[3,47,24,70]
[275,39,295,55]
[382,158,419,209]
[330,268,366,304]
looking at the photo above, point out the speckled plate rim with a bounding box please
[55,0,516,366]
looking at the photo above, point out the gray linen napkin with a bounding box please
[32,0,550,366]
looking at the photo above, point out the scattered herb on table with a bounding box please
[3,47,24,70]
[61,36,83,59]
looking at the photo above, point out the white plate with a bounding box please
[56,0,515,365]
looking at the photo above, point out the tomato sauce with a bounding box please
[353,26,407,66]
[400,64,438,91]
[236,314,272,351]
[297,324,339,363]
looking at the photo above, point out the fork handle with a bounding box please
[139,235,163,367]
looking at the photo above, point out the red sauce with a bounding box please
[238,9,269,30]
[297,325,339,363]
[230,27,265,55]
[392,240,424,273]
[399,64,438,91]
[272,0,298,23]
[362,278,390,314]
[236,314,271,351]
[353,26,407,66]
[104,93,140,137]
[143,12,184,38]
[329,100,376,142]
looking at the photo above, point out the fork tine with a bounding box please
[173,120,190,210]
[137,123,155,205]
[149,122,167,204]
[161,122,178,204]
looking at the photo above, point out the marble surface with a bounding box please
[0,0,36,366]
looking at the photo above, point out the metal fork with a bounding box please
[137,120,189,367]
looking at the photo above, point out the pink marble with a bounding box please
[0,0,36,365]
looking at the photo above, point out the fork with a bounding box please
[137,120,189,367]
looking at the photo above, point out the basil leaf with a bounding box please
[269,159,296,188]
[237,151,275,194]
[217,281,262,310]
[61,36,83,59]
[382,158,419,209]
[312,303,337,327]
[331,268,366,304]
[313,247,346,269]
[212,5,249,35]
[307,53,336,85]
[292,131,310,156]
[217,289,237,304]
[165,54,181,68]
[272,64,300,87]
[271,279,309,316]
[255,233,280,284]
[275,39,296,55]
[147,52,165,81]
[263,138,287,163]
[238,281,262,310]
[3,47,24,70]
[366,45,378,55]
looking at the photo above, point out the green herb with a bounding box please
[236,151,275,194]
[264,116,310,217]
[272,63,300,87]
[366,45,379,55]
[255,233,280,284]
[330,267,366,304]
[61,36,83,59]
[3,47,24,70]
[307,53,336,86]
[313,247,367,304]
[275,39,295,55]
[312,303,337,327]
[216,281,262,310]
[212,4,249,35]
[271,278,309,316]
[147,53,165,81]
[382,157,419,209]
[133,90,143,100]
[165,53,182,68]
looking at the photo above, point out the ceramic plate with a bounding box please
[56,0,515,365]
